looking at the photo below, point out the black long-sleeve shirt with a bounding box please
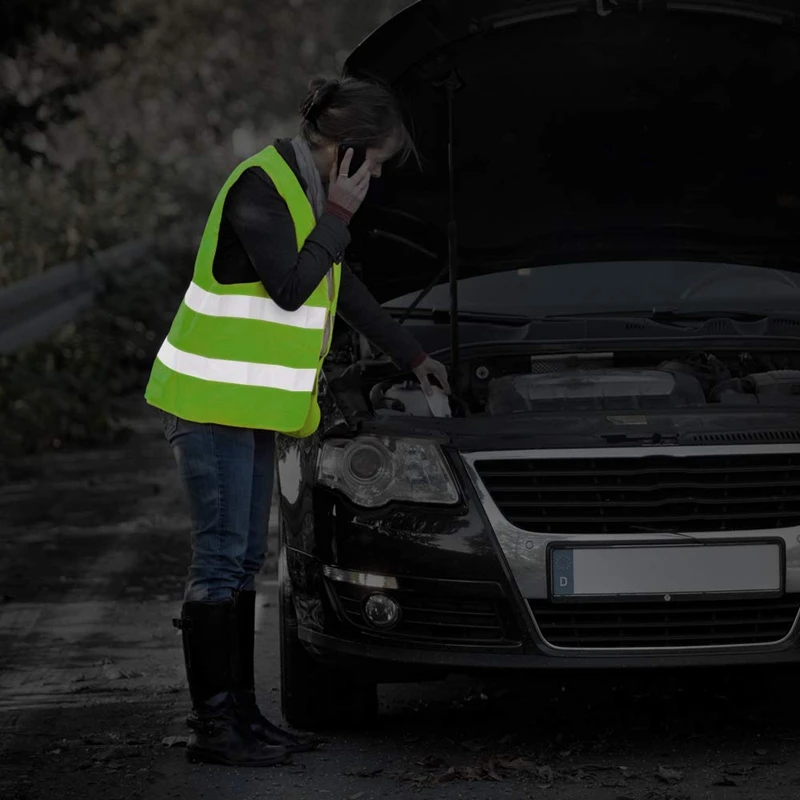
[210,138,425,370]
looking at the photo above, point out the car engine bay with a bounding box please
[364,351,800,418]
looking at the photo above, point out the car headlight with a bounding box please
[316,436,460,508]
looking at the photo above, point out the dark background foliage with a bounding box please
[0,0,411,459]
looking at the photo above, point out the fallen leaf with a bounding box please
[459,767,479,781]
[724,764,755,776]
[714,777,739,787]
[538,765,555,785]
[499,757,540,773]
[436,767,458,784]
[346,793,365,800]
[486,760,503,782]
[461,739,486,753]
[102,663,140,680]
[161,735,189,748]
[417,755,445,769]
[346,767,383,778]
[621,770,640,781]
[656,765,684,784]
[564,770,586,785]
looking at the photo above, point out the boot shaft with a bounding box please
[174,599,236,711]
[232,589,257,697]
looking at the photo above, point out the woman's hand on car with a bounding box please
[412,356,451,396]
[328,148,371,215]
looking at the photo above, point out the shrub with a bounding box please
[0,241,193,459]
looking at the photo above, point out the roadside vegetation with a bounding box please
[0,0,408,459]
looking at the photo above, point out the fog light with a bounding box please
[363,593,401,629]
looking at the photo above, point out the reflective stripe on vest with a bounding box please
[156,339,318,392]
[183,280,328,330]
[143,145,341,435]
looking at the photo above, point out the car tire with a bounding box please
[279,552,379,731]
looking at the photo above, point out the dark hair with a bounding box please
[299,76,418,167]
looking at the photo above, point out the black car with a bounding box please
[276,0,800,729]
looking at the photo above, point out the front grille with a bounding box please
[330,582,515,645]
[529,595,800,649]
[475,452,800,534]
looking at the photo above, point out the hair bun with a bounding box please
[300,78,340,122]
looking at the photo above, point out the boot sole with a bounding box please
[283,740,321,754]
[188,716,321,754]
[186,748,289,767]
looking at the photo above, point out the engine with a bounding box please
[485,369,705,415]
[367,350,800,418]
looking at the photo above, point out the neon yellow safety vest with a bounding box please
[144,145,341,437]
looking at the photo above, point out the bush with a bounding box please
[0,0,410,286]
[0,243,193,459]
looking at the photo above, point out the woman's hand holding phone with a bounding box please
[328,148,371,215]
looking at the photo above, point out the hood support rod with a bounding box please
[443,72,461,396]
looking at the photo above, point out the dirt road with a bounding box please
[2,399,800,800]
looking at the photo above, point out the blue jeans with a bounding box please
[159,411,275,602]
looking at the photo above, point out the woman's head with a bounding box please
[299,76,417,178]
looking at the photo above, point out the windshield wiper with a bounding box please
[388,305,798,332]
[384,306,531,326]
[539,308,782,323]
[394,262,449,324]
[645,308,779,322]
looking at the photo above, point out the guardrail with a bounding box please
[0,222,201,354]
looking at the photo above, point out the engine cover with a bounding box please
[486,369,706,415]
[713,370,800,405]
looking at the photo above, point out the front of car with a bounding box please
[276,0,800,728]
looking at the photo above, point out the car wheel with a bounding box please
[279,553,378,731]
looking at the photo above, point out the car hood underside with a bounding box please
[344,0,800,301]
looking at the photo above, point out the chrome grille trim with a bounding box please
[462,444,800,652]
[529,596,800,650]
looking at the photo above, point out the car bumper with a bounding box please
[286,442,800,674]
[288,550,800,676]
[299,625,800,671]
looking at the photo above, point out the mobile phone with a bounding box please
[337,141,367,176]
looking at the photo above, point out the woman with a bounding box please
[144,76,449,767]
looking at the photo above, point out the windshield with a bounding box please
[385,261,800,317]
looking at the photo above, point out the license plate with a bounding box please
[550,542,782,598]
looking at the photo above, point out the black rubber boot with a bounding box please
[175,600,289,767]
[231,589,322,753]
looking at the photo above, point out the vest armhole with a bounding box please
[211,166,279,287]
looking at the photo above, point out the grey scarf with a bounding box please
[291,135,326,220]
[291,135,334,356]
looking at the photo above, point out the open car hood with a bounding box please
[344,0,800,301]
